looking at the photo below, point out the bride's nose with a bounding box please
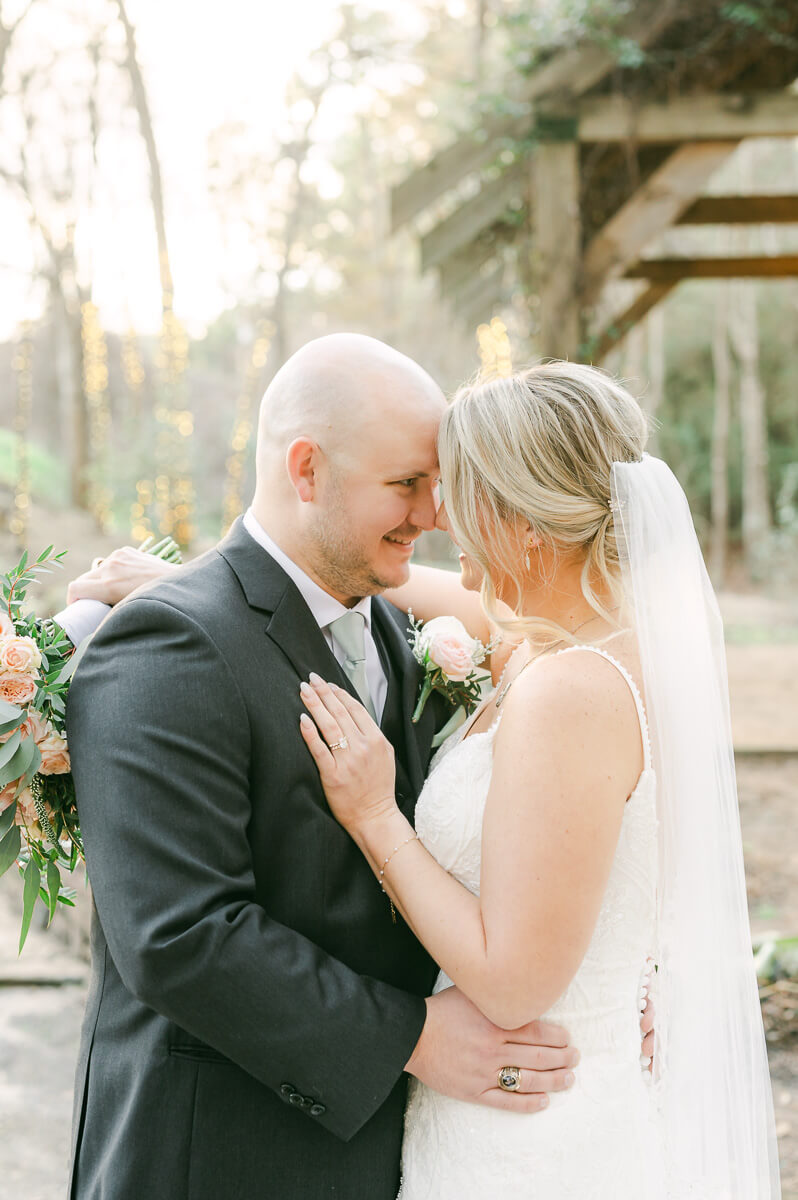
[435,501,450,533]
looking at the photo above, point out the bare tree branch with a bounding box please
[114,0,173,316]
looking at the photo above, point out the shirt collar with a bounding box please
[242,508,372,632]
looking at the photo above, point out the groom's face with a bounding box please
[306,413,442,601]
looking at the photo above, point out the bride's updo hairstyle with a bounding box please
[438,360,649,646]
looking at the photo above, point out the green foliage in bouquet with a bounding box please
[0,536,182,950]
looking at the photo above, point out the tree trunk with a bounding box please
[710,287,731,586]
[730,279,770,579]
[115,0,173,314]
[645,305,665,455]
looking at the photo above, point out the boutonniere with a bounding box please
[408,614,493,738]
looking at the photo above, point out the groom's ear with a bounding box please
[286,437,321,503]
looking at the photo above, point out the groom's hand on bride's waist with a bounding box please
[404,986,579,1113]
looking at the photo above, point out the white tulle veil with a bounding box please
[610,453,781,1198]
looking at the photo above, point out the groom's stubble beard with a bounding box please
[304,478,393,600]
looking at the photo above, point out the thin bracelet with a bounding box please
[378,834,418,924]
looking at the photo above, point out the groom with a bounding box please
[65,334,579,1200]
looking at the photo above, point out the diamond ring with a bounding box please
[328,738,349,751]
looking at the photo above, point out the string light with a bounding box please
[152,290,194,548]
[476,316,512,378]
[121,326,146,402]
[81,301,113,531]
[10,322,33,549]
[221,319,274,535]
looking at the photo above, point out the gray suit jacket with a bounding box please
[67,519,444,1199]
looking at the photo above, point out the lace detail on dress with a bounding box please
[398,648,665,1200]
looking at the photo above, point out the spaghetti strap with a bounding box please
[555,645,653,772]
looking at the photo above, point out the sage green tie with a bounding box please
[328,611,377,722]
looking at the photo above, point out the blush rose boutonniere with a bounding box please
[408,613,494,747]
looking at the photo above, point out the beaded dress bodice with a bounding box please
[398,647,666,1200]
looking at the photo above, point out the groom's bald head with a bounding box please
[251,333,446,603]
[255,332,444,484]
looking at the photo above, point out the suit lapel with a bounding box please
[218,520,442,796]
[218,518,359,705]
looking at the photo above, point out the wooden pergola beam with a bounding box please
[438,224,513,296]
[533,141,582,358]
[390,0,680,229]
[592,283,676,362]
[420,162,526,271]
[579,90,798,144]
[582,143,736,304]
[677,194,798,225]
[625,255,798,282]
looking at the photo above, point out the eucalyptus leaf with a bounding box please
[46,861,60,924]
[0,800,17,841]
[0,734,35,789]
[18,742,41,792]
[0,698,23,724]
[0,728,22,771]
[0,823,21,877]
[19,857,40,952]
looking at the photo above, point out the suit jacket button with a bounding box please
[310,1103,326,1117]
[300,1096,314,1110]
[289,1092,304,1106]
[280,1083,294,1098]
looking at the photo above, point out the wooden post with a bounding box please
[532,140,581,358]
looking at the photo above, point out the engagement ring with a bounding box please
[328,738,349,751]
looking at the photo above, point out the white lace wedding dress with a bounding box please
[398,646,667,1200]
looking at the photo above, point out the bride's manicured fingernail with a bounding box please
[300,714,312,726]
[539,1095,549,1108]
[300,681,312,695]
[309,672,324,686]
[564,1072,575,1087]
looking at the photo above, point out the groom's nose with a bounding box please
[408,481,440,532]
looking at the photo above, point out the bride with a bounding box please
[297,361,781,1198]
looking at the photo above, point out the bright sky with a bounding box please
[0,0,389,339]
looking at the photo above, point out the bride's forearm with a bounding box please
[350,811,529,1027]
[383,564,492,644]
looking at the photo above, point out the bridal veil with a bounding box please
[611,454,781,1198]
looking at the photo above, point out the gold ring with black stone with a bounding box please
[498,1066,522,1092]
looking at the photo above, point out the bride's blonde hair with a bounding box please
[438,360,649,647]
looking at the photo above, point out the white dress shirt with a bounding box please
[242,509,387,722]
[54,598,112,647]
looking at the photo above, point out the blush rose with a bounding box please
[0,672,36,706]
[418,616,480,682]
[0,635,41,675]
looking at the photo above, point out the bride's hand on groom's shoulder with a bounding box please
[66,546,180,606]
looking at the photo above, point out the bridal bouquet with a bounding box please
[408,613,493,735]
[0,536,180,951]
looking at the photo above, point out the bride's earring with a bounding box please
[524,540,533,571]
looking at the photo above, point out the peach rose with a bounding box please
[24,709,49,743]
[0,672,36,705]
[37,727,70,775]
[0,610,14,639]
[0,781,36,827]
[0,635,41,675]
[418,616,480,682]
